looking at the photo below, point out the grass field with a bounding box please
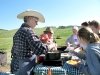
[0,27,72,52]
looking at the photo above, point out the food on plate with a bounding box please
[67,60,80,65]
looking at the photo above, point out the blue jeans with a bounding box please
[15,54,36,75]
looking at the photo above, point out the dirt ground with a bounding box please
[0,65,10,72]
[0,51,11,72]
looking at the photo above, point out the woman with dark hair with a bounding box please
[77,27,100,75]
[81,21,89,27]
[88,20,100,37]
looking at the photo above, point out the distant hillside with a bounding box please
[0,29,8,34]
[0,29,17,38]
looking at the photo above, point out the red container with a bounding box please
[37,55,45,63]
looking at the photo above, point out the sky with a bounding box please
[0,0,100,30]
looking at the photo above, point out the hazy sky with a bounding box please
[0,0,100,30]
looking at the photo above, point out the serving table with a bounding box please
[33,53,84,75]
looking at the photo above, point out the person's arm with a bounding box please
[93,49,100,60]
[70,50,86,60]
[65,37,70,46]
[79,46,100,75]
[66,36,73,47]
[87,47,100,75]
[78,63,91,75]
[25,29,48,55]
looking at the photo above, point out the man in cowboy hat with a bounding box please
[11,9,48,75]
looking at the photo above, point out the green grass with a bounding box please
[0,29,17,38]
[0,27,72,52]
[0,38,13,52]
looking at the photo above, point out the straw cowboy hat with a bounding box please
[44,27,54,34]
[17,9,45,23]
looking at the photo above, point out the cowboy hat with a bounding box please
[44,27,54,34]
[17,9,45,23]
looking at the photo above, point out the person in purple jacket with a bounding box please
[77,27,100,75]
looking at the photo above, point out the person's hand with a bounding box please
[67,42,73,47]
[74,47,81,53]
[48,46,57,52]
[40,34,49,43]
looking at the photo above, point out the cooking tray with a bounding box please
[42,60,62,66]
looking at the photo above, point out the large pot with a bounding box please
[57,46,67,52]
[45,52,61,60]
